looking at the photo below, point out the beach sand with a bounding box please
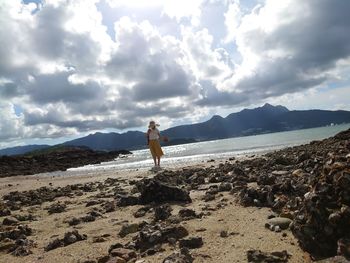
[0,159,310,263]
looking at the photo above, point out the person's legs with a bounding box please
[149,141,157,166]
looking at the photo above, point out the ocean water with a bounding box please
[68,123,350,173]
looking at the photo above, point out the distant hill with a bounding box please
[0,144,49,156]
[62,131,146,151]
[1,104,350,155]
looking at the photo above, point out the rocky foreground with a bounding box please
[0,146,131,177]
[0,129,350,262]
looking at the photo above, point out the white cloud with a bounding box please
[1,0,350,147]
[224,0,242,43]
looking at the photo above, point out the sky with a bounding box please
[0,0,350,148]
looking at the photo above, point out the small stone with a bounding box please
[3,216,19,225]
[179,237,203,249]
[247,249,290,262]
[218,183,232,192]
[103,201,116,213]
[178,208,197,219]
[266,217,292,230]
[163,247,193,263]
[154,205,172,221]
[0,238,16,252]
[106,257,126,263]
[110,248,136,261]
[67,217,82,226]
[116,195,139,207]
[47,202,66,214]
[119,223,139,238]
[93,236,107,243]
[220,231,228,238]
[45,238,64,251]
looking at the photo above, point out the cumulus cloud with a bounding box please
[0,0,350,146]
[216,0,350,101]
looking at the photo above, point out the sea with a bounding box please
[67,123,350,173]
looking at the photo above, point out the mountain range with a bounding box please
[1,103,350,155]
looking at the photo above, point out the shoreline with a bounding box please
[0,129,349,262]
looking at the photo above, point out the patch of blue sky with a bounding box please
[13,104,23,117]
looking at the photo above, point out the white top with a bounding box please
[148,128,160,140]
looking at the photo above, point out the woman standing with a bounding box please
[146,120,164,169]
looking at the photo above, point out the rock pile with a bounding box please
[236,128,350,259]
[45,230,87,251]
[0,147,131,177]
[0,224,34,256]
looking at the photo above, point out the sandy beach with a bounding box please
[1,128,350,263]
[0,159,309,263]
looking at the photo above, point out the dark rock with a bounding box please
[179,237,203,249]
[188,174,205,186]
[109,248,136,261]
[134,206,150,218]
[218,182,232,192]
[93,236,107,243]
[3,216,19,225]
[0,238,16,252]
[45,230,87,251]
[86,199,103,207]
[163,247,193,263]
[337,238,350,259]
[203,193,215,202]
[316,256,350,263]
[45,238,64,251]
[137,179,191,204]
[81,214,96,222]
[265,217,292,230]
[220,231,228,238]
[0,225,33,241]
[97,255,111,263]
[134,223,188,251]
[10,238,35,257]
[108,243,124,254]
[247,250,290,262]
[154,205,172,221]
[0,147,131,177]
[178,209,197,219]
[103,201,116,213]
[0,202,11,216]
[67,217,82,226]
[13,214,36,222]
[63,230,87,245]
[116,195,139,207]
[47,202,66,214]
[119,223,140,238]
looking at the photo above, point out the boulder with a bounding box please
[137,179,191,204]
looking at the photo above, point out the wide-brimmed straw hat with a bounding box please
[148,121,160,128]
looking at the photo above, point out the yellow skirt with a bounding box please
[149,139,164,157]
